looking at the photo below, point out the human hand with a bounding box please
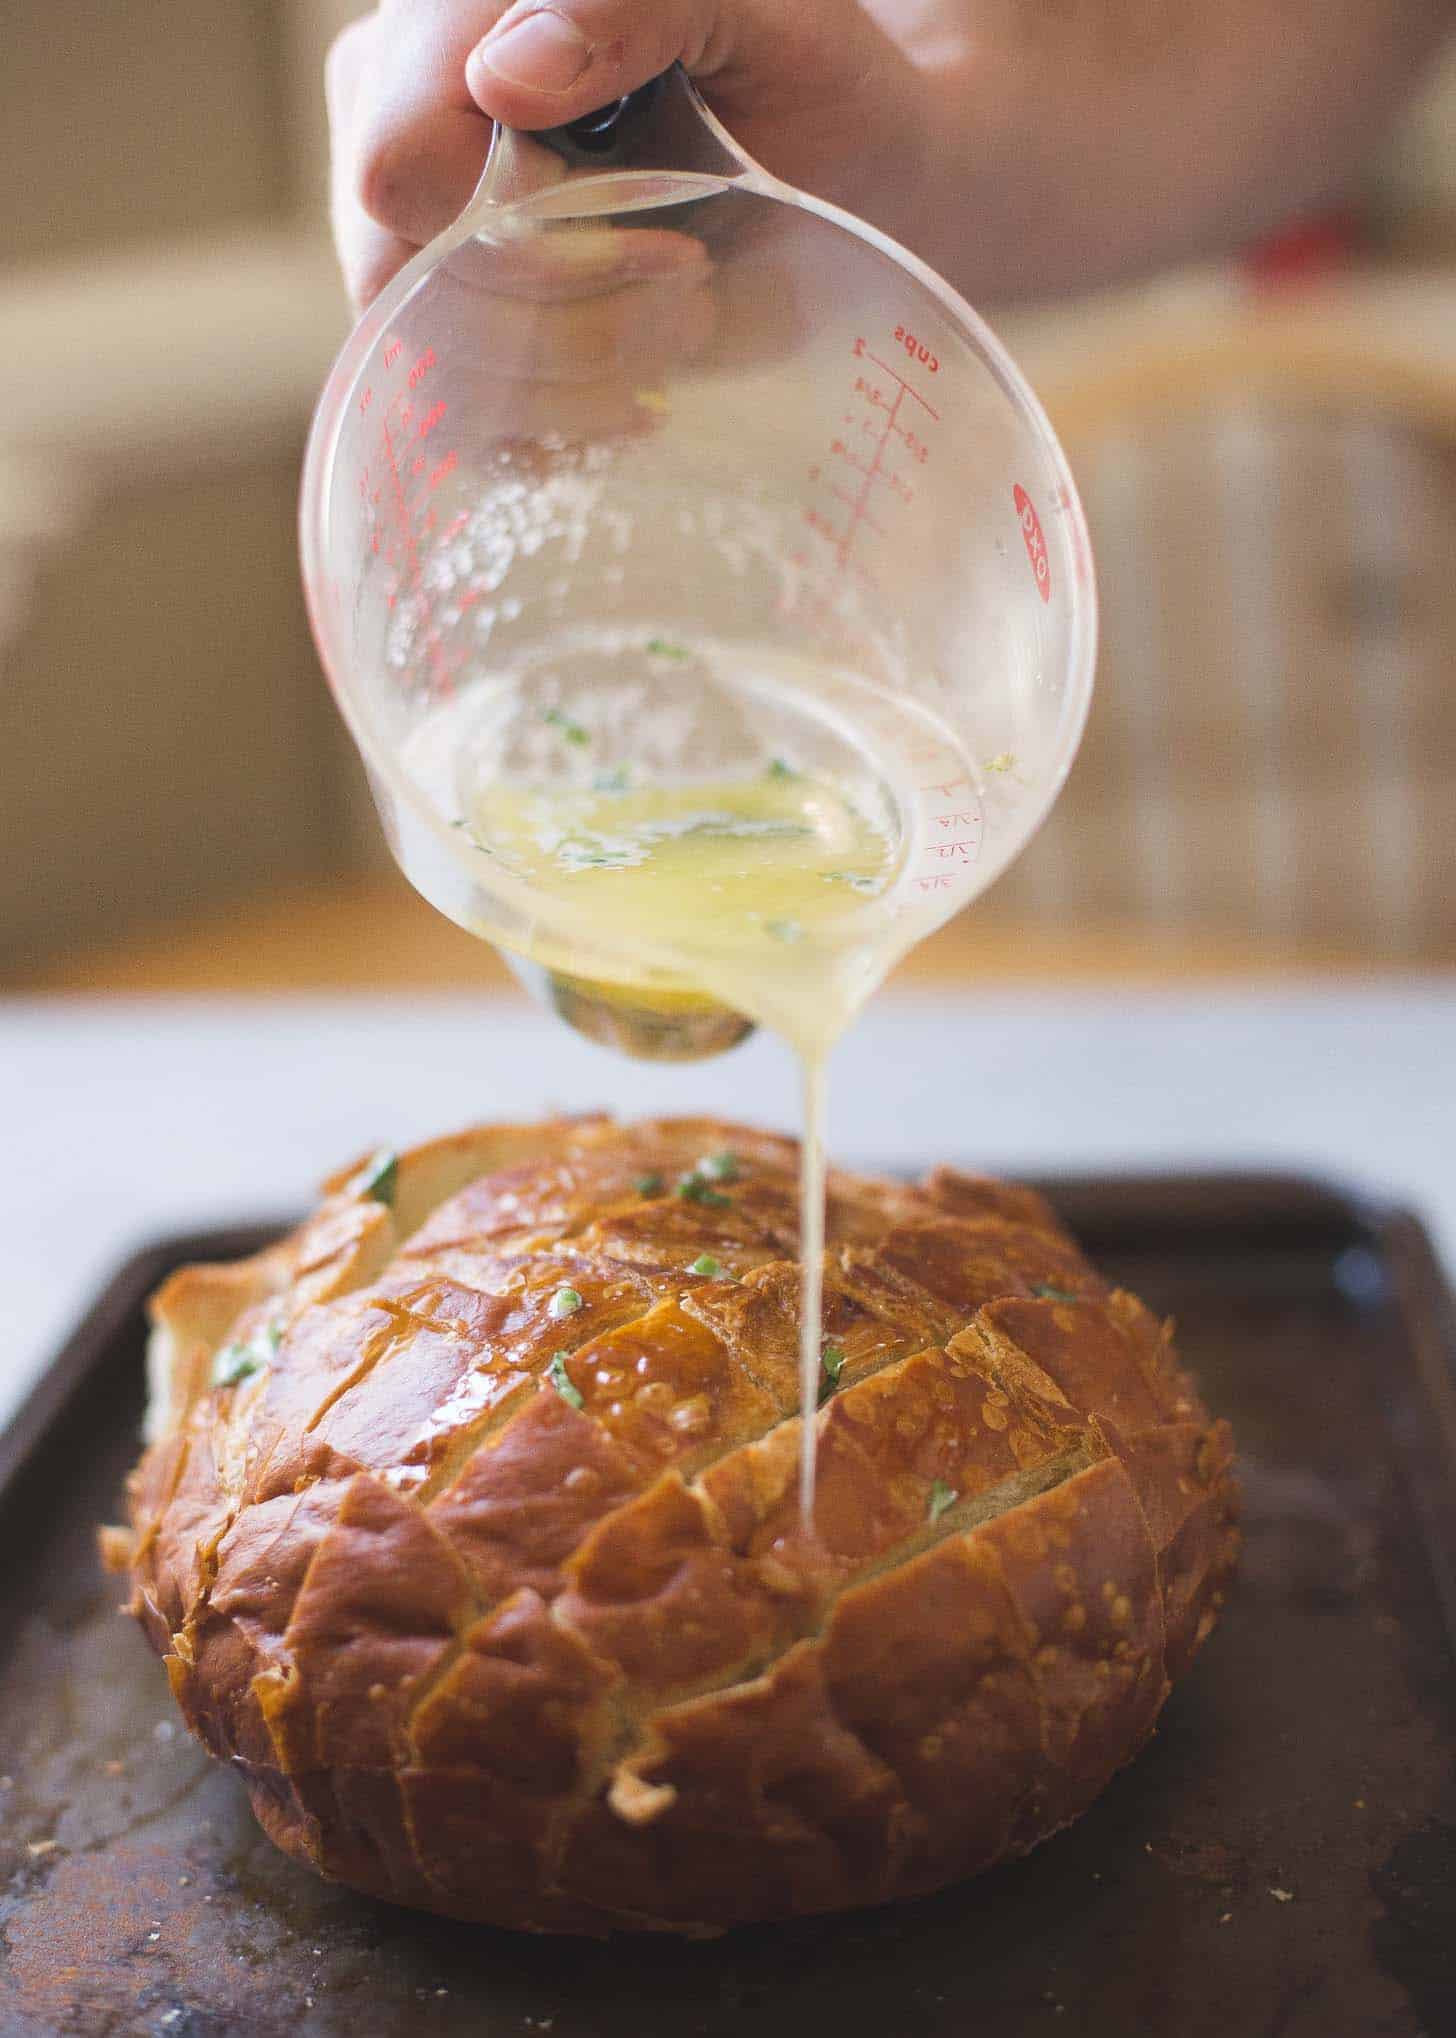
[327,0,927,313]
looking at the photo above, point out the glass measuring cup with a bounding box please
[299,67,1097,1058]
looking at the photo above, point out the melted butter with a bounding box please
[462,765,901,1054]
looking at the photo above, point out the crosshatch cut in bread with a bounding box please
[101,1117,1239,1936]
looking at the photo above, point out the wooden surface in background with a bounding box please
[7,872,1415,997]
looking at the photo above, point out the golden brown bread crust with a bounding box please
[106,1116,1238,1934]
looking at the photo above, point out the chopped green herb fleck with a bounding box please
[688,1254,723,1278]
[635,1172,665,1197]
[547,1352,584,1410]
[1031,1282,1080,1303]
[558,844,632,870]
[765,918,804,944]
[696,1152,740,1183]
[592,765,631,793]
[927,1479,958,1523]
[212,1321,282,1390]
[544,707,590,746]
[675,1174,731,1209]
[829,870,881,895]
[449,819,496,856]
[985,752,1020,776]
[645,637,690,660]
[818,1342,847,1404]
[350,1148,398,1206]
[212,1342,260,1389]
[548,1286,584,1319]
[449,817,469,830]
[766,757,797,781]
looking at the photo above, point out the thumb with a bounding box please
[464,0,901,145]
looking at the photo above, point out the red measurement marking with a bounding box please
[916,794,984,877]
[862,348,940,420]
[834,380,903,567]
[830,483,886,538]
[891,324,940,374]
[408,347,436,389]
[380,418,417,577]
[798,508,879,588]
[380,415,449,694]
[382,338,403,369]
[829,438,874,477]
[921,776,970,797]
[1013,484,1052,603]
[416,399,447,440]
[358,386,373,415]
[806,334,943,577]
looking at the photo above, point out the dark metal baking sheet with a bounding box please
[2,1176,1454,2038]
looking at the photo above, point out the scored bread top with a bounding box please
[111,1115,1237,1934]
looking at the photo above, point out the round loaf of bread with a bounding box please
[108,1117,1237,1935]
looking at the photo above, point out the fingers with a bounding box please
[330,4,508,309]
[464,0,722,130]
[328,17,420,309]
[462,0,924,225]
[464,0,892,138]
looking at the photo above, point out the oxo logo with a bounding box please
[1013,485,1051,603]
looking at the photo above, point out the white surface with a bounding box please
[2,983,1452,1432]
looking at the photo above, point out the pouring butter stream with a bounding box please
[404,625,972,1521]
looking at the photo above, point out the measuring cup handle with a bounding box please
[542,62,753,179]
[553,78,664,160]
[473,63,754,209]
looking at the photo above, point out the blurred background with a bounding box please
[2,0,1454,1000]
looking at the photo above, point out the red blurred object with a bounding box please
[1241,213,1362,292]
